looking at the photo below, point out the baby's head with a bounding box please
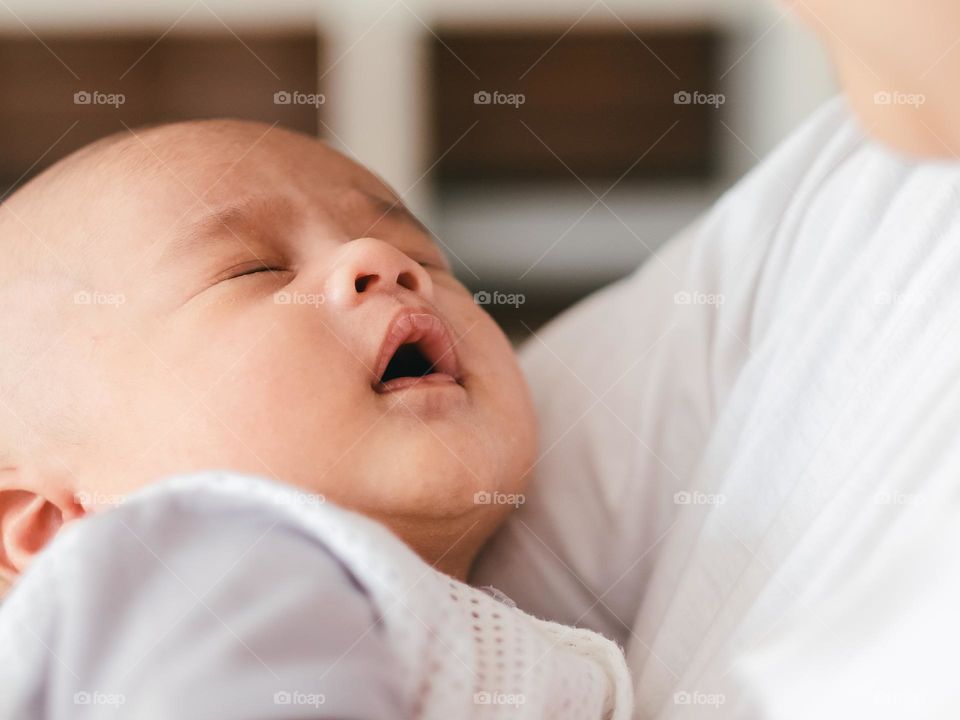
[0,120,537,586]
[793,0,960,156]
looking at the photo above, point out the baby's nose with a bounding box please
[324,237,433,307]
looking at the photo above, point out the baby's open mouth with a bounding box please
[372,309,461,393]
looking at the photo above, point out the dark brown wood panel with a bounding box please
[430,26,722,185]
[0,31,320,191]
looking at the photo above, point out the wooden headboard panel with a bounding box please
[430,25,722,185]
[0,31,320,191]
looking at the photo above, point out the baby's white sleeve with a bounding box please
[0,484,410,719]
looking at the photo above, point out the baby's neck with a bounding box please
[378,511,498,582]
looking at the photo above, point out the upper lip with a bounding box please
[371,306,461,389]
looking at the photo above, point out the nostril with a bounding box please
[353,269,420,294]
[355,274,376,292]
[397,271,418,291]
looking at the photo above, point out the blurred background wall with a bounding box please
[0,0,836,334]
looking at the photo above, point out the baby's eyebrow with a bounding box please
[160,196,298,266]
[158,192,427,269]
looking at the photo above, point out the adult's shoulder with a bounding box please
[471,96,869,641]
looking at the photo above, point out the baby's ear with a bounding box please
[0,466,85,585]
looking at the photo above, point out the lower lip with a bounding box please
[374,372,462,394]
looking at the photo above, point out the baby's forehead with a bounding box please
[122,122,388,206]
[2,122,427,297]
[8,120,382,220]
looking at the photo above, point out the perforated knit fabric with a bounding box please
[146,472,634,719]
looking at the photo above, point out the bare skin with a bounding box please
[791,0,960,157]
[0,120,537,585]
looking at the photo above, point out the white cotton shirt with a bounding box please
[473,96,960,718]
[0,471,633,720]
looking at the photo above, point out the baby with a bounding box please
[0,121,631,718]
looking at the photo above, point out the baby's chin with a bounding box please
[288,446,521,578]
[343,453,519,521]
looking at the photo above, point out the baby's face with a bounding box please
[4,121,536,570]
